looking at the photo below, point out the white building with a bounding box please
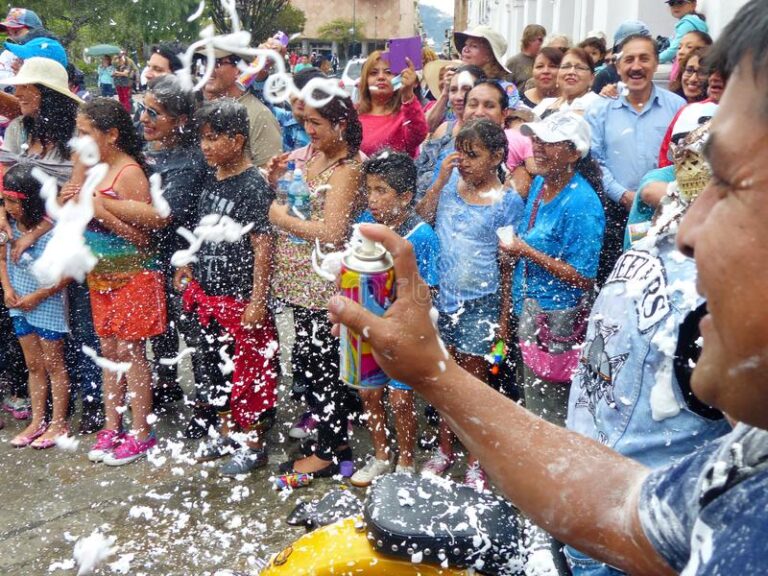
[466,0,749,58]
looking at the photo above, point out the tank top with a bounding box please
[84,163,157,291]
[272,154,362,309]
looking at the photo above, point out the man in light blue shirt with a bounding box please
[586,34,685,283]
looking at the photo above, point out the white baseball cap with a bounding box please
[671,101,718,142]
[521,111,592,158]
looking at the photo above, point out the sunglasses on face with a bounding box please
[214,58,238,68]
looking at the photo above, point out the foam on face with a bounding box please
[457,70,474,89]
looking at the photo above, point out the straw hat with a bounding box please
[2,57,82,102]
[423,59,463,99]
[454,25,510,73]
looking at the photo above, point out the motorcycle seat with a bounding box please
[364,473,528,575]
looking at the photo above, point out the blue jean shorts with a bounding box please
[438,293,500,357]
[388,379,412,391]
[563,546,625,576]
[12,316,66,341]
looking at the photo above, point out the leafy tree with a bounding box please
[209,0,291,44]
[273,4,306,36]
[317,18,365,59]
[24,0,200,51]
[24,0,116,47]
[119,0,202,46]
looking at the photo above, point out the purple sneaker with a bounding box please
[288,411,318,440]
[103,433,157,466]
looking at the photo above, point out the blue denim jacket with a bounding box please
[564,234,731,576]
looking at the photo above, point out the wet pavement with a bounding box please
[0,310,451,576]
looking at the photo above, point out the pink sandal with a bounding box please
[32,428,70,450]
[10,422,48,448]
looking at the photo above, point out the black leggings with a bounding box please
[292,306,359,461]
[179,311,233,409]
[0,289,27,398]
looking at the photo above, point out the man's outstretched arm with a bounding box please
[328,224,675,576]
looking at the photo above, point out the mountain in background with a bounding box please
[419,3,453,52]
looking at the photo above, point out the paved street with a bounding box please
[0,311,452,575]
[0,312,351,576]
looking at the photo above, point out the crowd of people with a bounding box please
[0,0,762,574]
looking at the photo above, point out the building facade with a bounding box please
[465,0,748,58]
[290,0,419,58]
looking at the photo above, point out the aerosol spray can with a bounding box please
[272,472,312,490]
[339,234,395,389]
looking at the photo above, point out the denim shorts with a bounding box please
[388,379,412,391]
[438,293,500,357]
[12,316,66,341]
[563,545,625,576]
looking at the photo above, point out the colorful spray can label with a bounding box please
[272,472,312,490]
[339,236,395,389]
[236,60,261,91]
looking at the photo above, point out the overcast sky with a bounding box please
[420,0,454,16]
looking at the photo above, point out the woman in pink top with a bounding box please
[357,51,428,158]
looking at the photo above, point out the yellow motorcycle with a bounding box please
[257,473,527,575]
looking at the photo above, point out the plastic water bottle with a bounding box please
[287,169,311,244]
[276,161,295,205]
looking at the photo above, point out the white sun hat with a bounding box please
[454,25,510,73]
[3,57,83,102]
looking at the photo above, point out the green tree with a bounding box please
[273,4,306,36]
[209,0,290,43]
[25,0,116,47]
[119,0,202,46]
[317,18,365,59]
[25,0,200,52]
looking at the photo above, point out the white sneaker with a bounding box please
[395,463,416,475]
[350,455,391,487]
